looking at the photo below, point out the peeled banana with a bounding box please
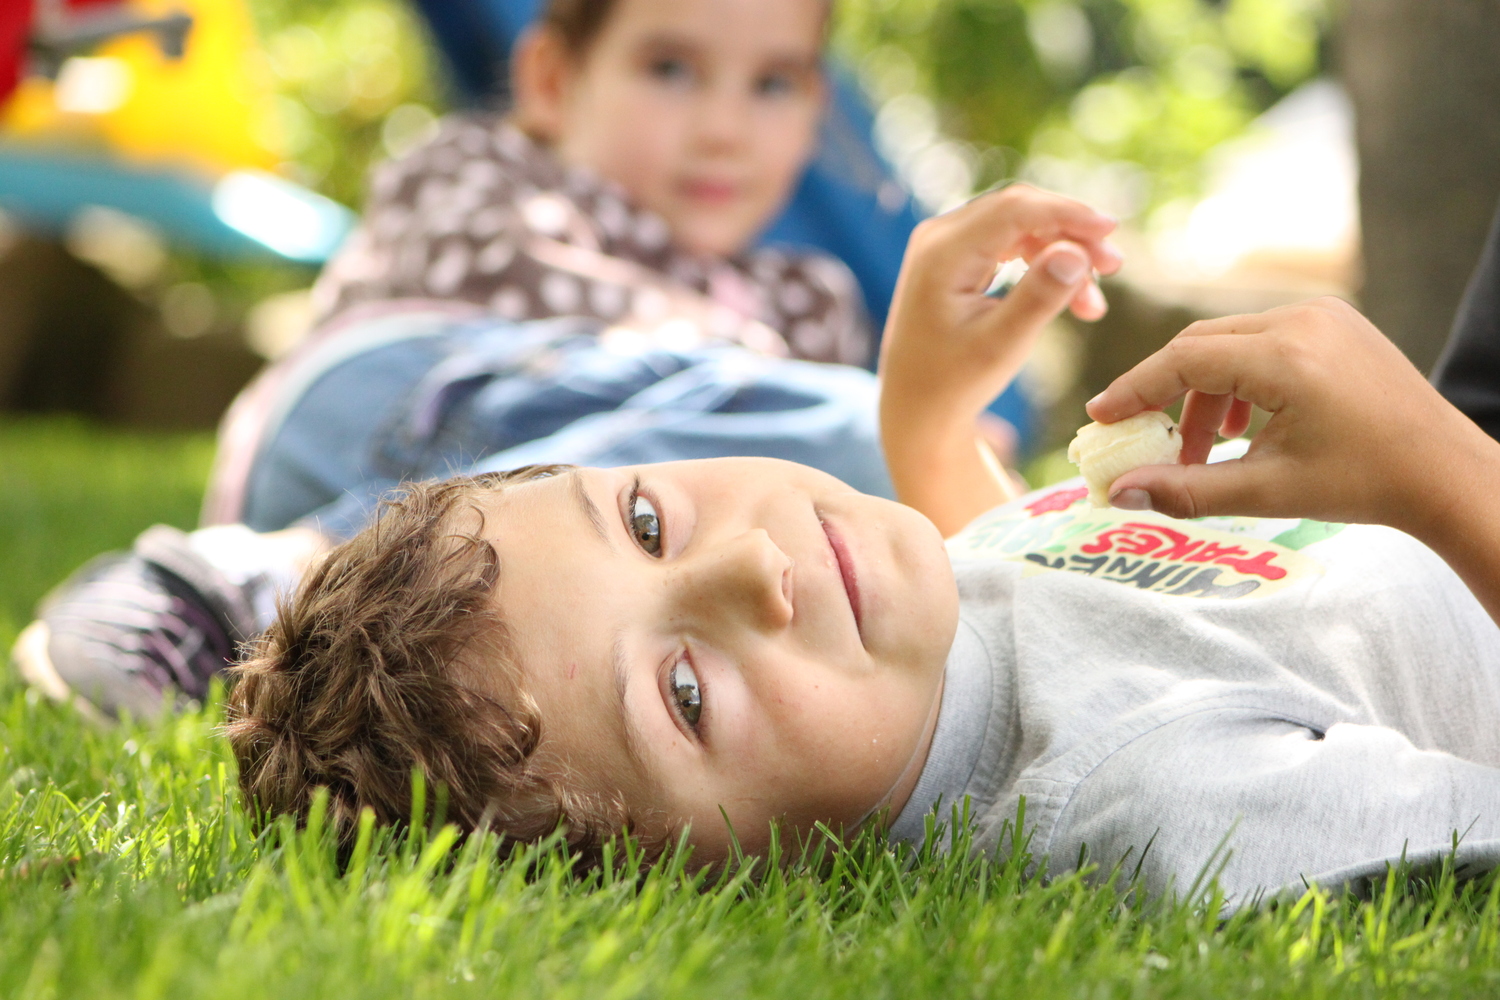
[1067,411,1182,507]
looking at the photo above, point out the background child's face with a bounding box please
[515,0,826,257]
[462,458,958,859]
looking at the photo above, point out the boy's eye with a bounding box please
[648,57,693,85]
[755,72,796,98]
[630,491,662,556]
[670,660,701,728]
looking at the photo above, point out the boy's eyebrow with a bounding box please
[570,474,647,777]
[612,630,650,775]
[571,470,609,544]
[762,52,821,74]
[634,31,701,53]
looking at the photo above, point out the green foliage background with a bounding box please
[246,0,445,210]
[835,0,1330,215]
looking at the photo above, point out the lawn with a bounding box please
[2,416,1499,998]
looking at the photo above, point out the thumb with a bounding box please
[1107,457,1284,520]
[990,242,1091,334]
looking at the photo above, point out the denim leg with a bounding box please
[247,318,892,539]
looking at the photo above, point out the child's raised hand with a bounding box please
[1088,297,1500,533]
[880,185,1121,427]
[878,185,1121,535]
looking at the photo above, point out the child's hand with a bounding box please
[879,184,1121,535]
[1089,295,1500,628]
[881,185,1121,430]
[1088,297,1499,534]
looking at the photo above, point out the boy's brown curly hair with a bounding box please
[225,466,623,855]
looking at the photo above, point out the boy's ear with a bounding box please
[511,26,573,144]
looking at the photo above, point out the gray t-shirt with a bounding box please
[890,477,1500,904]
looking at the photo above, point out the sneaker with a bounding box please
[12,525,256,720]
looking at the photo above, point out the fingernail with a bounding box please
[1046,252,1087,285]
[1101,241,1124,267]
[1110,488,1153,511]
[1084,282,1107,314]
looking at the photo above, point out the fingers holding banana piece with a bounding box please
[985,256,1107,321]
[1068,410,1182,507]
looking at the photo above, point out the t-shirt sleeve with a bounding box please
[1046,709,1500,905]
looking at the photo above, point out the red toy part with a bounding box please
[0,0,35,106]
[1,0,151,106]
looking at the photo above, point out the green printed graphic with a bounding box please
[1270,519,1348,550]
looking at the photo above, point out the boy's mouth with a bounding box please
[680,178,740,206]
[819,518,863,640]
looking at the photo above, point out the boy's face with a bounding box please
[525,0,826,257]
[464,458,958,859]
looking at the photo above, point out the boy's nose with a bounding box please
[692,80,753,150]
[670,529,794,631]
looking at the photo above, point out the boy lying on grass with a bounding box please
[225,185,1500,907]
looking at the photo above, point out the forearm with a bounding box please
[881,403,1021,537]
[1398,424,1500,630]
[871,188,1119,534]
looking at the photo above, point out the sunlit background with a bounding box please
[0,0,1495,457]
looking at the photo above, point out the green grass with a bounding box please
[3,416,1500,998]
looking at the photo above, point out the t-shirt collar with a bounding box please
[887,620,992,847]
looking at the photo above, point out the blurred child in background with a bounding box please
[200,0,895,531]
[310,0,867,365]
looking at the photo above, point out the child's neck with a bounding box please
[876,674,946,823]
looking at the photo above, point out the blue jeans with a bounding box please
[238,312,894,538]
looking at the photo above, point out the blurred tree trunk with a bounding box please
[1341,0,1500,373]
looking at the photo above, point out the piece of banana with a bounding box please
[1067,411,1182,507]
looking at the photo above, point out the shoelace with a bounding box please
[48,560,234,702]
